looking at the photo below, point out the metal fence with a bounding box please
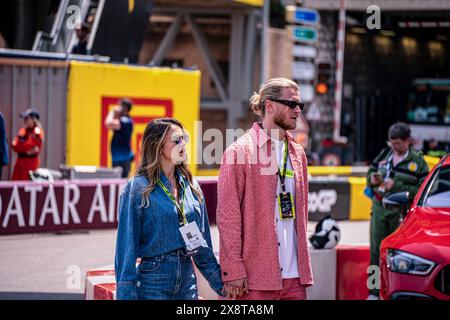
[0,58,69,180]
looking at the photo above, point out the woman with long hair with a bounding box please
[11,108,44,180]
[115,118,224,300]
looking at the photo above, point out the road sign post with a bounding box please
[286,5,319,104]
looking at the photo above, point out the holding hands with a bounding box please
[223,278,249,300]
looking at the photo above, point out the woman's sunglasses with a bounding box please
[171,134,190,145]
[270,99,304,111]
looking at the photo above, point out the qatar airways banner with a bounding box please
[0,180,126,235]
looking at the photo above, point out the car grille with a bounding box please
[435,265,450,295]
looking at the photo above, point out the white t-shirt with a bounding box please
[272,138,299,279]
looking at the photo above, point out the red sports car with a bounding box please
[380,154,450,300]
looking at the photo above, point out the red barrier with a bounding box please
[85,268,116,300]
[85,262,216,300]
[336,245,370,300]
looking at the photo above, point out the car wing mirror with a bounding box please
[382,191,410,215]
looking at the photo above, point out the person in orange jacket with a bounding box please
[11,109,44,180]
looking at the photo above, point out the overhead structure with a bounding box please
[150,0,264,129]
[27,0,265,129]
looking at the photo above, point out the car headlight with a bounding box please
[387,249,436,276]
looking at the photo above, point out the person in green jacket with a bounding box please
[366,122,429,300]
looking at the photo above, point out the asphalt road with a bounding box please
[0,221,369,300]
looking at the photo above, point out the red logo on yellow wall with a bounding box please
[100,96,173,168]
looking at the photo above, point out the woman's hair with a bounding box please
[134,118,203,208]
[249,78,298,116]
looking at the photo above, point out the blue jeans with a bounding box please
[136,249,199,300]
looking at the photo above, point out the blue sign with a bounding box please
[289,8,320,25]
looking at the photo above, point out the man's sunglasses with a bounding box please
[270,99,304,111]
[171,134,190,145]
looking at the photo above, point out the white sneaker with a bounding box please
[366,294,379,300]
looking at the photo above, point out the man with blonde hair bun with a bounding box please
[217,78,313,300]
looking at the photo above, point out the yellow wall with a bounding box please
[348,177,372,220]
[66,61,201,175]
[424,155,440,171]
[233,0,263,6]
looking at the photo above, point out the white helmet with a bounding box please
[309,216,341,249]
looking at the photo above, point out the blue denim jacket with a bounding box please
[114,170,223,299]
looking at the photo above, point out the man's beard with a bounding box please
[274,113,296,130]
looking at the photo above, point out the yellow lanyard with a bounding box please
[277,140,289,192]
[157,178,188,226]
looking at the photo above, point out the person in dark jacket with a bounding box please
[366,122,429,300]
[104,98,134,178]
[71,22,91,55]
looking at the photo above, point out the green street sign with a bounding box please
[292,26,318,43]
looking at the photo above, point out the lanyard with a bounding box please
[157,178,188,226]
[277,139,289,192]
[385,154,392,180]
[386,150,408,179]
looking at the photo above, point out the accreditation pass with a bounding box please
[179,221,207,251]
